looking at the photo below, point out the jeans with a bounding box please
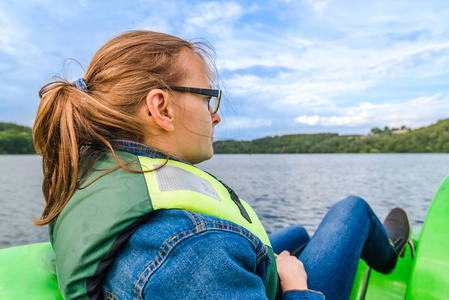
[269,196,398,300]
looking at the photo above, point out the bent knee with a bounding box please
[287,225,310,243]
[330,195,371,216]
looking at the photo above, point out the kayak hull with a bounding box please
[350,230,419,300]
[351,174,449,299]
[0,242,63,300]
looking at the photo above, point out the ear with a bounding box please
[145,89,174,132]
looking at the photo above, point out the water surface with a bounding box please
[1,153,448,249]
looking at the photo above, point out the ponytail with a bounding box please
[32,31,216,226]
[33,81,89,225]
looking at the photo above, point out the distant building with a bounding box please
[392,129,410,135]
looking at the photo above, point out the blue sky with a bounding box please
[1,1,449,140]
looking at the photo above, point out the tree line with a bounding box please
[213,119,449,154]
[0,122,35,154]
[2,119,449,154]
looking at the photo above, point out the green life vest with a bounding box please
[49,152,278,299]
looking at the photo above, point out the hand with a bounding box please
[276,250,308,291]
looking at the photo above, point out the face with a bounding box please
[170,50,221,164]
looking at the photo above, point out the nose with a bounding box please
[211,111,221,126]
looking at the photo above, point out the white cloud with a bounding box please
[296,115,320,125]
[294,93,449,129]
[220,116,273,130]
[187,2,243,27]
[184,1,244,36]
[409,94,442,106]
[321,110,372,126]
[218,30,449,115]
[306,0,333,16]
[359,102,389,110]
[211,1,449,125]
[217,22,449,134]
[281,93,335,109]
[296,110,372,127]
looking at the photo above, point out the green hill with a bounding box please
[213,119,449,154]
[3,118,449,155]
[0,122,35,154]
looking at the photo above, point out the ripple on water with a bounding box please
[2,153,449,248]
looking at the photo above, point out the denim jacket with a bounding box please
[103,140,325,300]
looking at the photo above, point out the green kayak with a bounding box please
[349,174,449,299]
[1,175,449,299]
[0,241,63,299]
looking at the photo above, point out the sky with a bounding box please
[1,0,449,141]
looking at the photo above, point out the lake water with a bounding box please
[1,153,448,249]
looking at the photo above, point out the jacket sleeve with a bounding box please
[142,229,269,298]
[142,229,324,299]
[283,290,325,299]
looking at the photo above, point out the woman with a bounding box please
[33,31,410,300]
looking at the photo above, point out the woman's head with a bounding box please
[142,48,221,164]
[33,30,220,225]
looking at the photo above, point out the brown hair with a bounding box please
[33,31,215,226]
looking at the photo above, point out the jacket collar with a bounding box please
[110,139,193,166]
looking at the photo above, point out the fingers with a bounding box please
[276,251,308,291]
[278,250,290,257]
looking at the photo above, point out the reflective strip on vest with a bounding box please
[139,157,271,246]
[139,157,278,299]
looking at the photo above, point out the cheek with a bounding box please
[184,113,212,134]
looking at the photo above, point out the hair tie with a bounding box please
[74,78,88,92]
